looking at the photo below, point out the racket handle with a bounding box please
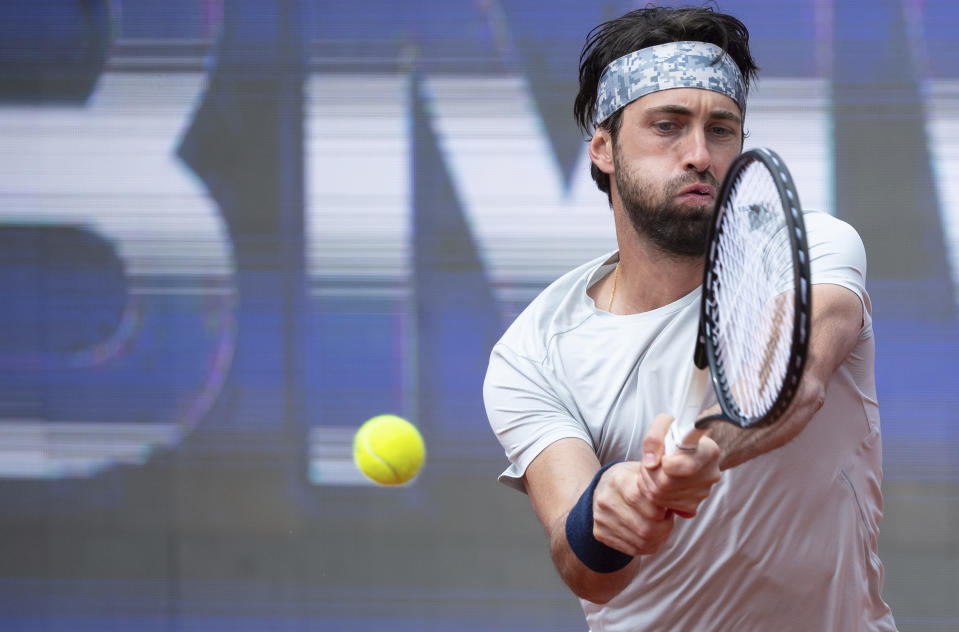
[665,365,710,455]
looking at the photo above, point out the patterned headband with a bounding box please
[593,41,747,127]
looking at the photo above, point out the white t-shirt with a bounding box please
[484,211,897,631]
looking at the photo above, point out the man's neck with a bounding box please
[610,209,705,314]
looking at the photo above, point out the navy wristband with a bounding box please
[565,460,634,573]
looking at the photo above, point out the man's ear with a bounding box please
[589,128,615,175]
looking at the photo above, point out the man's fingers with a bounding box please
[591,461,676,555]
[639,431,721,516]
[642,413,674,469]
[661,434,721,479]
[593,509,674,556]
[597,463,668,521]
[639,464,710,514]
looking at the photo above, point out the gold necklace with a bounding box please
[607,263,619,312]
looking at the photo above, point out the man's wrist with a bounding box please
[564,461,634,573]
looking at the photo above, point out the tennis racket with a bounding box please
[665,148,812,454]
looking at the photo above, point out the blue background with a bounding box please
[0,1,957,630]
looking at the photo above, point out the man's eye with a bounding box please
[655,122,677,132]
[711,126,734,137]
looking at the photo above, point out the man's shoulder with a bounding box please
[803,210,863,245]
[494,252,613,364]
[803,209,868,275]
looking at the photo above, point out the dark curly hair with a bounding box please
[573,6,759,200]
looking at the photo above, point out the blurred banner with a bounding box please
[0,1,956,630]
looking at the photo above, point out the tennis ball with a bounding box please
[353,414,425,485]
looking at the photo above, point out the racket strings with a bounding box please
[708,162,795,421]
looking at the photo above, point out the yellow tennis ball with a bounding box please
[353,414,425,485]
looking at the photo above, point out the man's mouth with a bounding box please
[677,183,716,201]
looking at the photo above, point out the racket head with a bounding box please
[695,148,811,429]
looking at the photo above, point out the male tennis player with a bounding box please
[484,6,896,630]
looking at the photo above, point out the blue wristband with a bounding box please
[565,460,634,573]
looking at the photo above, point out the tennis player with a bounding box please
[484,6,897,630]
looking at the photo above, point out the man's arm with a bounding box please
[706,283,865,470]
[522,416,720,604]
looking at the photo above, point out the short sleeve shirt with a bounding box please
[483,211,896,631]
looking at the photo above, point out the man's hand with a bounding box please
[591,460,675,556]
[642,413,722,518]
[590,414,721,555]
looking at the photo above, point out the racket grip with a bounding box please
[665,365,710,455]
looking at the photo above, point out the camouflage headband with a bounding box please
[594,41,747,127]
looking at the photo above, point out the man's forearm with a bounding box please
[548,510,642,604]
[706,284,863,469]
[706,376,826,470]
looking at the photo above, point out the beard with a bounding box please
[614,157,718,258]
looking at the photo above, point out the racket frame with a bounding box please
[694,147,812,429]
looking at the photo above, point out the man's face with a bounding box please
[609,88,743,257]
